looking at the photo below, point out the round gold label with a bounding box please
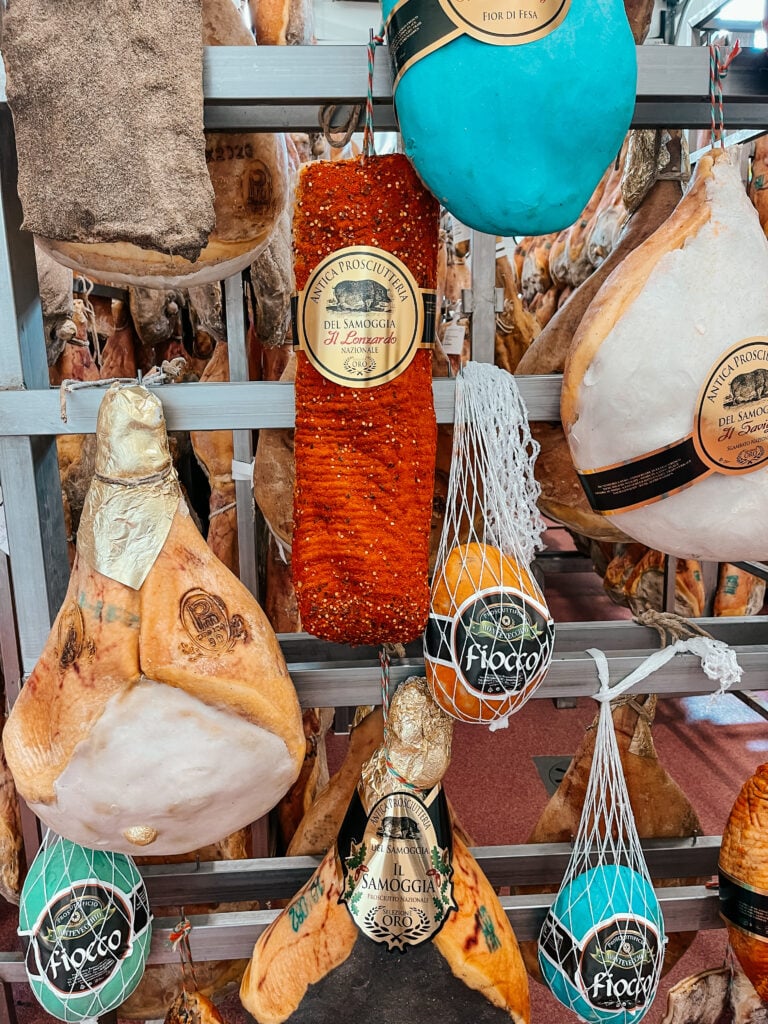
[436,0,571,45]
[694,337,768,474]
[297,246,423,389]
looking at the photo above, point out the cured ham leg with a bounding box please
[563,148,768,560]
[242,679,528,1024]
[4,384,304,856]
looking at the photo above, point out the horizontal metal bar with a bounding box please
[276,617,768,706]
[732,690,768,721]
[0,376,564,434]
[279,617,768,659]
[289,648,768,707]
[0,883,724,980]
[140,836,721,905]
[205,103,398,133]
[734,560,768,584]
[632,102,768,128]
[2,46,768,130]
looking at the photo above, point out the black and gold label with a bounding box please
[425,588,554,697]
[338,787,456,951]
[385,0,570,90]
[576,336,768,516]
[540,911,660,1010]
[576,436,711,515]
[24,882,150,996]
[719,868,768,942]
[295,246,433,388]
[179,589,248,657]
[693,338,768,475]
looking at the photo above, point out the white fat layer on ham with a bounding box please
[569,155,768,560]
[30,677,295,855]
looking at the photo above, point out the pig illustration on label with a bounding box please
[726,368,768,406]
[330,279,392,313]
[376,815,420,841]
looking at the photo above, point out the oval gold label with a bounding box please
[694,337,768,475]
[437,0,571,45]
[297,246,423,388]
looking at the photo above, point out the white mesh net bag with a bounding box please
[18,831,152,1022]
[424,361,554,729]
[538,638,742,1024]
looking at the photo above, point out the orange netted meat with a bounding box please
[292,155,438,644]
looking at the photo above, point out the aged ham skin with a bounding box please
[516,131,685,543]
[4,385,304,856]
[242,680,528,1024]
[720,764,768,1001]
[0,720,22,905]
[563,148,768,560]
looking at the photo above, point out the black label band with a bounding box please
[540,911,659,1011]
[424,612,452,666]
[337,784,453,869]
[384,0,462,92]
[291,290,436,351]
[719,870,768,941]
[539,910,580,978]
[577,435,711,515]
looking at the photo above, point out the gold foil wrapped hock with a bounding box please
[77,384,180,589]
[339,677,457,951]
[360,677,453,808]
[622,129,690,214]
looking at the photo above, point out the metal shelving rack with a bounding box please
[1,40,768,996]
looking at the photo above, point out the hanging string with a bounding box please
[362,27,385,161]
[379,644,392,725]
[169,915,198,994]
[709,40,741,150]
[58,358,187,422]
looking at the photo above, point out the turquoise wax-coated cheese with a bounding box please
[538,864,665,1024]
[19,837,152,1021]
[382,0,636,236]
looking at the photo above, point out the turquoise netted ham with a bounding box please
[381,0,636,235]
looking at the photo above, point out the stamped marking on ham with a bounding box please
[28,679,297,856]
[179,589,248,656]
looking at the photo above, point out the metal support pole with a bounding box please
[223,273,259,600]
[469,231,496,365]
[0,108,68,672]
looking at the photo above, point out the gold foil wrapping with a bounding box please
[77,384,180,590]
[360,677,453,808]
[622,129,691,214]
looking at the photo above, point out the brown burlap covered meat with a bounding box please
[2,0,214,261]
